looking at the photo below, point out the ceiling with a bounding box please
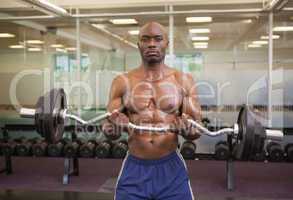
[0,0,292,53]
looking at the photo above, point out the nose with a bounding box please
[147,38,156,48]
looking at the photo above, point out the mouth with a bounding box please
[145,51,159,57]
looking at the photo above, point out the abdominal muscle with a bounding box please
[126,112,179,159]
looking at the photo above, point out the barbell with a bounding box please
[19,88,284,160]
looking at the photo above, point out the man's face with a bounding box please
[138,24,168,65]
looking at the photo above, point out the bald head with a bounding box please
[138,22,168,41]
[137,21,169,65]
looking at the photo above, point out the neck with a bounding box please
[142,60,164,71]
[141,62,166,82]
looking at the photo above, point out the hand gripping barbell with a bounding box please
[19,88,283,160]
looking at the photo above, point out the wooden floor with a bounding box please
[1,189,292,200]
[1,157,293,200]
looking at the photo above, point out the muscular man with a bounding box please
[102,22,202,200]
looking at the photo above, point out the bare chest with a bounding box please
[123,78,183,113]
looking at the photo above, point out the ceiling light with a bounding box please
[56,48,67,53]
[248,44,262,48]
[252,40,268,45]
[26,40,44,44]
[194,45,208,49]
[110,19,137,25]
[38,0,68,14]
[65,47,76,51]
[260,35,280,40]
[186,17,212,23]
[273,26,293,32]
[193,42,208,46]
[9,45,25,49]
[192,36,209,41]
[28,48,42,52]
[51,44,64,48]
[189,28,210,34]
[242,19,252,23]
[0,33,15,38]
[128,30,139,35]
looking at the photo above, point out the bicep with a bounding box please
[181,74,202,121]
[107,75,126,112]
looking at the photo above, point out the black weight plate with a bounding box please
[234,106,245,160]
[234,105,254,160]
[35,88,67,143]
[250,121,266,160]
[234,105,266,160]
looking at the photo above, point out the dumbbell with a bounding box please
[252,150,266,162]
[19,89,284,161]
[201,118,210,128]
[266,142,284,162]
[32,139,48,157]
[47,139,67,157]
[95,141,112,158]
[0,140,4,156]
[79,140,97,158]
[112,140,128,159]
[15,138,33,156]
[214,141,229,160]
[63,140,81,158]
[180,141,196,160]
[284,143,293,162]
[2,140,17,156]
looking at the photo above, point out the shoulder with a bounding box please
[112,72,128,85]
[169,68,195,85]
[111,72,130,95]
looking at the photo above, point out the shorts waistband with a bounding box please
[128,151,178,165]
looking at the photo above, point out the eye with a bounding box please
[141,36,150,42]
[155,36,163,42]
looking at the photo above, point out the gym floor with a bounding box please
[1,157,293,200]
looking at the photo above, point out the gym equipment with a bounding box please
[95,141,111,158]
[0,140,3,156]
[32,139,48,157]
[47,140,66,157]
[201,118,210,128]
[63,140,80,158]
[252,150,266,162]
[20,88,284,160]
[15,138,33,156]
[79,140,96,158]
[180,141,196,160]
[266,142,284,162]
[112,140,128,159]
[285,143,293,162]
[2,141,16,156]
[214,141,229,160]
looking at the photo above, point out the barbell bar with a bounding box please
[19,88,284,160]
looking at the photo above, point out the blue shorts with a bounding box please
[114,150,195,200]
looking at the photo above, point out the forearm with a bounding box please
[180,114,202,141]
[101,119,122,140]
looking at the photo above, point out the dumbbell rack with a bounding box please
[62,130,79,185]
[0,124,80,185]
[0,127,12,174]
